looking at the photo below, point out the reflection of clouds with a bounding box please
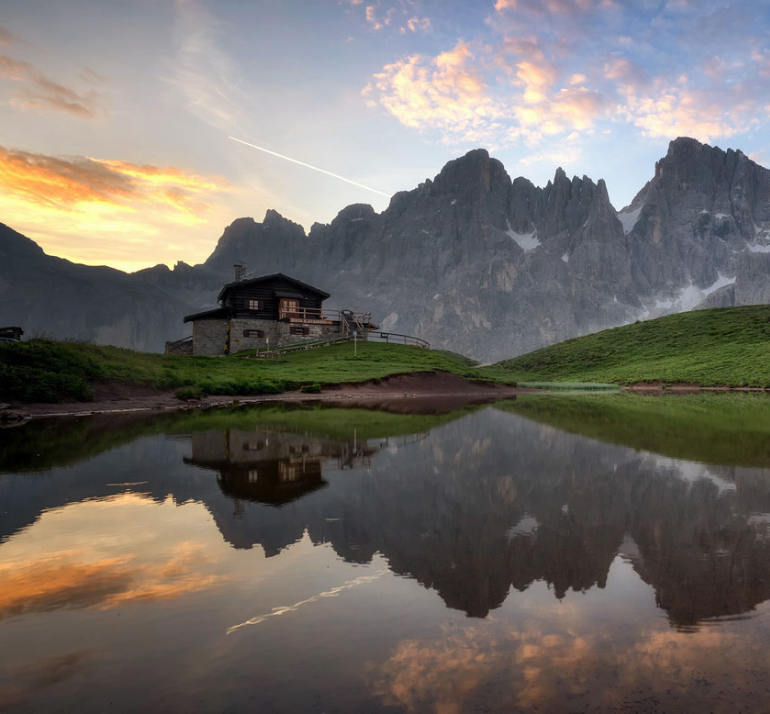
[0,542,224,620]
[372,609,770,713]
[0,495,229,620]
[0,651,91,712]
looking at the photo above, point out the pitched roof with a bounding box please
[217,272,330,302]
[183,307,229,323]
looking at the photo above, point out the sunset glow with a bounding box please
[1,0,769,270]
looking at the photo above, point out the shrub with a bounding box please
[301,383,322,394]
[176,386,205,401]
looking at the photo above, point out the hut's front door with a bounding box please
[279,298,300,319]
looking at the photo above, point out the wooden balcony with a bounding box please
[278,306,372,326]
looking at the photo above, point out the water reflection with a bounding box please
[4,397,770,712]
[2,398,770,629]
[186,428,377,505]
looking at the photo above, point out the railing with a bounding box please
[242,329,430,359]
[249,335,353,359]
[278,306,372,325]
[366,331,430,348]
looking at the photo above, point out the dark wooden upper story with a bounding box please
[184,273,330,323]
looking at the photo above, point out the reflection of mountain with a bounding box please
[4,403,770,627]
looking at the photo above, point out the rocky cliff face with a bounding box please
[1,137,769,359]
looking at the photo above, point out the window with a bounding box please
[279,298,300,319]
[243,329,265,338]
[290,326,310,336]
[248,299,260,311]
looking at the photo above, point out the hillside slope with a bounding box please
[491,306,770,386]
[0,339,500,403]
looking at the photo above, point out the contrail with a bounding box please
[226,570,387,635]
[228,136,390,198]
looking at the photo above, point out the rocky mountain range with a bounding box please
[2,136,769,361]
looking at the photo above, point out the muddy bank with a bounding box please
[3,371,526,423]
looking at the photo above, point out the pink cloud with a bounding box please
[0,55,101,118]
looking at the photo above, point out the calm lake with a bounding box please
[2,394,770,713]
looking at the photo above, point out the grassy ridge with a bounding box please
[500,393,770,468]
[0,339,501,403]
[491,306,770,386]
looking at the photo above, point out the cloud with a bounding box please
[0,24,19,45]
[365,4,396,31]
[371,614,766,713]
[0,652,92,711]
[0,54,100,118]
[363,42,507,145]
[0,145,227,214]
[365,38,610,146]
[365,0,770,149]
[0,145,233,270]
[169,0,251,132]
[0,543,225,620]
[405,17,431,33]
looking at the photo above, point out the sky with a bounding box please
[1,0,769,272]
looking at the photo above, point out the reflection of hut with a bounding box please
[184,428,377,506]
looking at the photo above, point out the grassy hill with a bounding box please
[489,306,770,387]
[0,338,502,403]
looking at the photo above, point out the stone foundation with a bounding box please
[193,319,228,355]
[189,318,363,355]
[228,318,346,353]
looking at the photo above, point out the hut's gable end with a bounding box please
[220,275,327,320]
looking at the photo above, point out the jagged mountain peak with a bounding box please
[329,203,376,226]
[432,147,510,196]
[3,137,770,361]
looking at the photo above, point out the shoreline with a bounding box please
[4,373,770,425]
[2,371,528,424]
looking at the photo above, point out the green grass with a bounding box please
[516,381,618,391]
[499,392,770,468]
[489,306,770,387]
[0,402,479,473]
[0,338,501,403]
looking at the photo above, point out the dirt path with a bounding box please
[3,371,529,423]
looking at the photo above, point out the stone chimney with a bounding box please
[234,264,245,282]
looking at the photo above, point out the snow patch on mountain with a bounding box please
[654,273,735,311]
[506,220,540,251]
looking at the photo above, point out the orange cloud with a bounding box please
[619,77,760,142]
[0,146,227,214]
[0,543,225,620]
[363,42,506,145]
[0,145,235,270]
[371,615,770,713]
[365,35,612,147]
[0,55,99,118]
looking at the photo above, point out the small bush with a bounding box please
[176,386,205,401]
[301,383,322,394]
